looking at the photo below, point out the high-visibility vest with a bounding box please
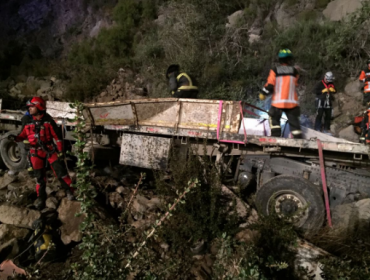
[266,65,299,109]
[359,68,370,93]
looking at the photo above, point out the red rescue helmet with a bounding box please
[26,97,46,111]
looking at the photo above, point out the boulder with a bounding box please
[221,185,249,220]
[0,239,20,263]
[0,224,30,243]
[275,2,296,28]
[344,80,362,101]
[0,205,40,228]
[226,10,244,28]
[331,199,370,236]
[338,125,359,142]
[46,197,59,209]
[0,174,16,190]
[323,0,362,21]
[57,199,86,244]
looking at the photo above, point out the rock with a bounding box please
[275,2,296,28]
[0,239,20,263]
[235,228,259,244]
[0,260,27,279]
[147,197,163,211]
[338,125,359,142]
[226,10,244,28]
[109,192,124,208]
[46,197,59,209]
[0,224,30,243]
[221,185,249,220]
[0,174,16,190]
[331,199,370,236]
[0,205,40,229]
[344,80,362,99]
[7,181,26,192]
[116,186,127,194]
[57,199,86,245]
[56,190,66,200]
[100,91,108,97]
[248,34,261,44]
[132,195,149,220]
[330,123,338,135]
[323,0,362,21]
[294,239,327,280]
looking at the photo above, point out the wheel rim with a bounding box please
[7,142,21,163]
[268,190,309,227]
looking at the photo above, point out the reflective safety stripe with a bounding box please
[270,125,281,129]
[178,85,198,90]
[291,130,302,135]
[177,73,193,85]
[176,73,198,91]
[364,82,370,93]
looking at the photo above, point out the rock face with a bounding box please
[323,0,362,21]
[0,205,40,228]
[0,0,111,58]
[57,198,85,245]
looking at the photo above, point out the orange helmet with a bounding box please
[26,97,46,111]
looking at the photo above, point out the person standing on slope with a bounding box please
[259,49,302,139]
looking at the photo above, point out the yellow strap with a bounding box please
[177,73,193,86]
[178,85,198,91]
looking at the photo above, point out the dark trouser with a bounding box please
[315,108,332,131]
[173,89,198,98]
[363,92,370,106]
[269,106,302,138]
[31,149,73,200]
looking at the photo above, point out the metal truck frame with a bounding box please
[1,98,370,233]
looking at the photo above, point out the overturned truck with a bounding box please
[1,98,370,234]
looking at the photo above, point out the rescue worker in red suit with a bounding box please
[359,59,370,106]
[314,71,336,135]
[8,97,74,209]
[360,103,370,144]
[259,49,302,139]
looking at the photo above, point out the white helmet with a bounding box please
[325,71,335,82]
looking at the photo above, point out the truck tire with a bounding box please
[0,131,28,171]
[255,175,325,235]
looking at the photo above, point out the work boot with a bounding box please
[66,190,75,201]
[34,197,46,210]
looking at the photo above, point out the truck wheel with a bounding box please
[255,175,325,235]
[0,131,28,171]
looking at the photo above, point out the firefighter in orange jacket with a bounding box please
[360,103,370,144]
[259,49,302,139]
[359,59,370,106]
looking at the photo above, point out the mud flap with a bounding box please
[119,134,172,170]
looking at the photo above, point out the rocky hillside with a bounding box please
[0,0,369,138]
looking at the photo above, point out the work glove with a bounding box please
[321,88,329,94]
[259,93,266,101]
[329,87,336,93]
[27,166,35,178]
[7,135,15,141]
[57,152,64,160]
